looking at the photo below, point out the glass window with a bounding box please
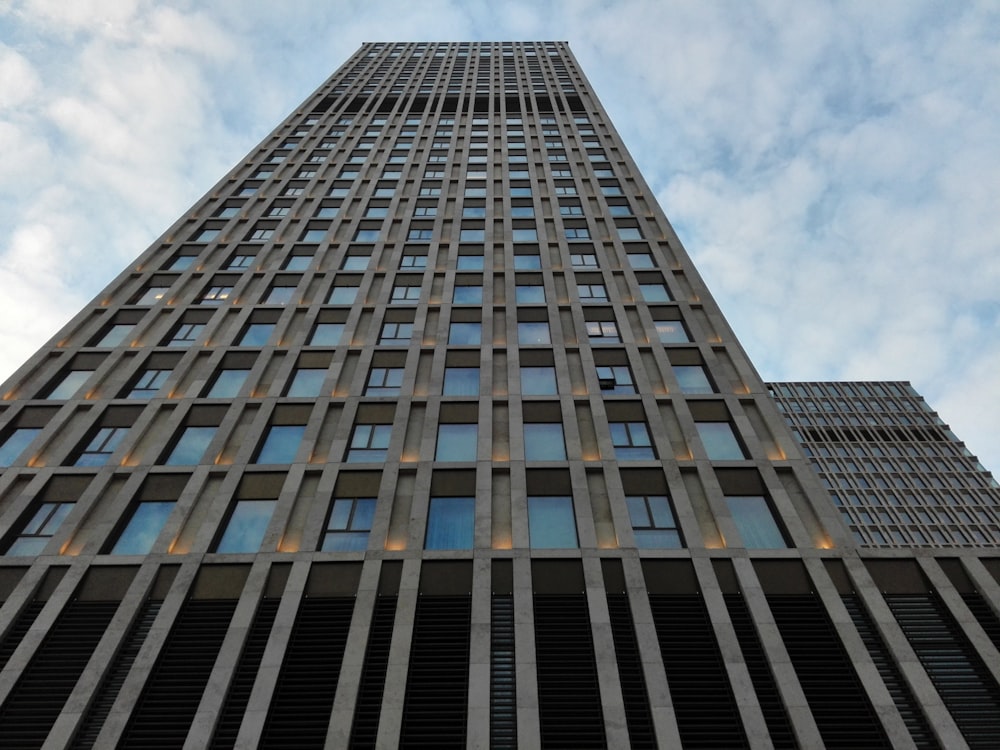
[164,426,217,465]
[597,365,635,394]
[310,322,344,345]
[400,253,427,268]
[226,254,254,270]
[456,255,484,270]
[96,324,134,347]
[47,370,92,399]
[239,323,275,346]
[627,252,655,269]
[265,286,296,305]
[725,496,787,548]
[511,206,534,218]
[134,286,169,305]
[390,285,421,303]
[515,285,545,304]
[586,320,620,343]
[618,227,644,241]
[347,423,392,462]
[462,205,486,219]
[354,229,380,243]
[524,423,566,460]
[379,322,413,344]
[127,369,171,399]
[639,283,671,302]
[6,502,74,555]
[214,500,275,553]
[207,369,251,398]
[341,255,370,271]
[578,283,607,301]
[517,322,550,345]
[302,228,329,242]
[168,255,196,270]
[512,228,538,242]
[565,228,590,240]
[436,423,478,461]
[655,320,690,344]
[674,365,714,394]
[201,285,233,305]
[164,322,202,347]
[75,426,129,466]
[528,496,578,548]
[453,285,483,305]
[329,285,359,304]
[610,422,655,459]
[513,254,541,270]
[449,322,481,345]
[425,497,475,549]
[366,367,404,396]
[322,497,376,551]
[443,367,479,396]
[521,366,557,395]
[626,495,682,548]
[696,422,746,460]
[110,501,174,555]
[287,368,326,397]
[255,425,305,464]
[460,229,485,242]
[571,253,598,268]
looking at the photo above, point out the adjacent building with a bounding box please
[0,41,999,749]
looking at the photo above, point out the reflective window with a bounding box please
[322,497,376,551]
[597,365,635,394]
[626,252,655,269]
[524,423,566,460]
[528,496,578,548]
[443,367,480,396]
[674,365,715,394]
[655,320,690,343]
[255,425,305,464]
[521,366,557,395]
[517,322,550,345]
[239,323,274,346]
[390,285,421,303]
[515,285,545,304]
[610,422,655,460]
[366,367,404,396]
[457,255,484,270]
[379,322,413,344]
[725,496,787,548]
[329,285,359,305]
[75,426,129,466]
[453,285,483,305]
[586,320,620,343]
[449,322,482,345]
[513,255,541,270]
[287,368,327,397]
[163,426,217,465]
[214,500,275,553]
[6,502,74,555]
[207,369,251,398]
[639,283,671,302]
[436,423,478,461]
[425,497,475,549]
[96,324,134,347]
[201,285,233,305]
[310,322,344,345]
[696,421,746,460]
[347,423,392,462]
[512,228,538,242]
[47,370,92,399]
[626,495,682,548]
[110,501,175,555]
[127,369,171,399]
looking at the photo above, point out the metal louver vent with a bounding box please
[841,595,940,750]
[490,594,517,750]
[349,595,398,750]
[961,593,1000,652]
[723,594,798,750]
[119,599,238,749]
[605,594,656,749]
[533,594,606,750]
[259,597,355,749]
[648,594,748,750]
[886,594,1000,749]
[0,599,118,750]
[399,595,471,750]
[0,600,45,671]
[209,598,280,750]
[767,595,890,750]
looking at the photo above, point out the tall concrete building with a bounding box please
[1,41,999,749]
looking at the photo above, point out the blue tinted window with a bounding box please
[287,369,326,397]
[520,367,557,395]
[207,369,250,398]
[0,428,41,467]
[239,323,275,346]
[322,497,376,551]
[696,422,745,460]
[255,425,305,464]
[215,500,275,553]
[725,496,786,548]
[164,426,217,465]
[110,501,175,555]
[524,423,566,460]
[528,496,577,548]
[425,497,475,549]
[436,423,478,461]
[443,367,479,396]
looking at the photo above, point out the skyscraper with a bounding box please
[0,41,998,749]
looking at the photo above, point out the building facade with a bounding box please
[0,41,999,749]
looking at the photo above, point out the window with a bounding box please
[609,204,632,217]
[354,229,380,243]
[110,501,174,555]
[674,365,715,394]
[347,423,392,462]
[134,286,169,305]
[73,426,128,466]
[511,206,534,218]
[565,227,590,240]
[310,322,344,345]
[400,253,427,269]
[408,229,433,241]
[655,320,690,344]
[453,285,483,305]
[462,205,486,219]
[284,255,313,271]
[610,422,655,459]
[513,254,540,270]
[390,285,421,304]
[195,229,220,242]
[618,226,644,241]
[255,425,305,464]
[449,322,481,345]
[265,285,296,305]
[47,370,92,399]
[214,500,275,553]
[315,205,340,219]
[521,366,557,395]
[586,320,620,343]
[226,254,254,270]
[524,423,566,460]
[168,255,196,270]
[379,322,413,345]
[0,428,41,467]
[287,368,326,397]
[518,321,550,345]
[578,283,607,301]
[436,423,478,461]
[163,426,217,465]
[512,228,537,242]
[639,283,671,303]
[528,496,578,548]
[95,324,134,347]
[696,422,746,460]
[238,322,275,346]
[366,367,404,396]
[426,497,475,549]
[626,252,655,269]
[457,255,484,270]
[597,365,635,394]
[515,285,545,304]
[341,255,370,271]
[6,502,74,555]
[302,228,329,242]
[627,495,682,548]
[207,369,250,398]
[166,322,204,347]
[215,206,240,219]
[201,285,233,305]
[127,368,171,399]
[725,496,787,548]
[460,229,485,242]
[443,367,479,396]
[249,228,274,241]
[322,497,376,551]
[329,284,359,304]
[571,253,598,268]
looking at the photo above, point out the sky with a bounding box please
[1,0,999,472]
